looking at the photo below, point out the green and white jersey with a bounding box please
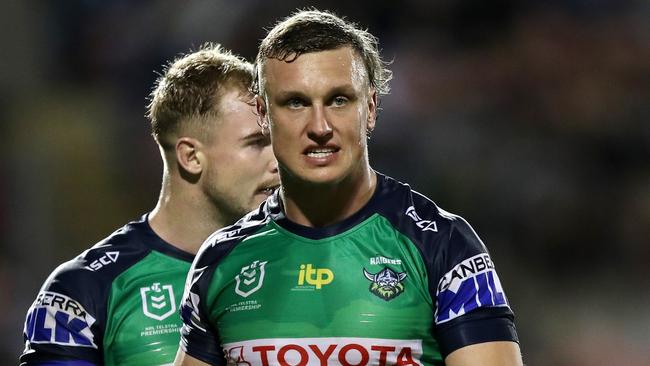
[180,174,518,366]
[21,214,194,366]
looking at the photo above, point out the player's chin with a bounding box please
[299,168,345,186]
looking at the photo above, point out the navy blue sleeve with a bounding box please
[178,261,225,365]
[375,175,519,358]
[178,228,246,365]
[428,211,518,356]
[20,261,104,366]
[434,307,518,357]
[20,220,152,366]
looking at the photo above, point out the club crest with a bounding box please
[363,267,407,301]
[235,260,268,298]
[140,282,176,321]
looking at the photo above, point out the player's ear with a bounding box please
[366,88,378,132]
[175,137,204,175]
[256,95,270,136]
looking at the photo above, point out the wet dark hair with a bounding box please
[254,9,392,96]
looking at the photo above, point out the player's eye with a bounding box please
[286,98,306,109]
[246,135,271,149]
[331,96,349,107]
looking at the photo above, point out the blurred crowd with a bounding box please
[1,1,648,365]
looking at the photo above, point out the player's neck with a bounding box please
[149,179,228,255]
[281,167,377,228]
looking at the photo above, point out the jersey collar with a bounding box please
[272,172,389,240]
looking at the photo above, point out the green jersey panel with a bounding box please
[206,215,441,364]
[207,215,441,364]
[21,214,194,366]
[180,174,518,366]
[104,250,190,365]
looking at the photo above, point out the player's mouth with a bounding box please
[303,146,340,164]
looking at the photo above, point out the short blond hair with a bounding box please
[148,43,254,150]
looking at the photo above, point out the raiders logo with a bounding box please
[363,267,407,301]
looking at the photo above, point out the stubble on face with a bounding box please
[200,88,278,224]
[260,48,378,189]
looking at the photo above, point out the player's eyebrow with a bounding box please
[274,84,358,100]
[240,130,267,143]
[329,84,356,94]
[324,85,358,99]
[273,90,308,101]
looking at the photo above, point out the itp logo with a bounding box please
[298,264,334,289]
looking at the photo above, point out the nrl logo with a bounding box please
[140,282,176,321]
[235,260,268,298]
[363,267,407,301]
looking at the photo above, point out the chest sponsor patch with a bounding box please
[435,253,509,324]
[294,264,334,291]
[222,337,423,366]
[24,291,97,348]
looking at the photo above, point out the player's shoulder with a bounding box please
[22,215,154,361]
[376,173,486,253]
[376,174,468,231]
[194,201,276,268]
[40,215,154,293]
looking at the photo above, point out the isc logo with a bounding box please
[84,251,119,271]
[298,264,334,289]
[405,206,438,232]
[435,254,509,324]
[24,291,97,348]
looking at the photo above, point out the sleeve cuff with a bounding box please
[435,307,519,357]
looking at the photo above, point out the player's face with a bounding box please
[259,47,376,187]
[201,88,279,222]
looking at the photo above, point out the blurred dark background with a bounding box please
[2,1,649,365]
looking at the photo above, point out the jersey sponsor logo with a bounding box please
[405,206,438,232]
[222,337,423,366]
[297,264,334,289]
[24,291,97,348]
[369,256,402,266]
[140,282,177,321]
[235,260,268,298]
[364,267,407,301]
[84,251,119,271]
[435,253,508,324]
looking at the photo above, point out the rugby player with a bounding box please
[20,44,279,366]
[174,11,522,366]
